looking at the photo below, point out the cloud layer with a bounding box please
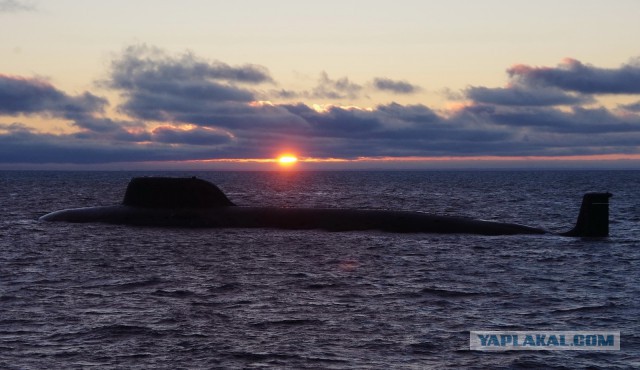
[2,46,640,165]
[508,58,640,94]
[0,0,33,12]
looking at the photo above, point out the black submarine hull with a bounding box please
[39,205,546,235]
[39,177,612,237]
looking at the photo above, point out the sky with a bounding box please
[1,0,640,170]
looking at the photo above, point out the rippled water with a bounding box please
[1,170,639,369]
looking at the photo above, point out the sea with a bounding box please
[0,170,638,369]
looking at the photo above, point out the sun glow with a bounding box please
[278,155,298,166]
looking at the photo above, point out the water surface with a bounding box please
[1,171,638,368]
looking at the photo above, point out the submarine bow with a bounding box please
[40,177,612,237]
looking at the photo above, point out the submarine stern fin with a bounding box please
[561,192,612,237]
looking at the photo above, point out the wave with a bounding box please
[86,324,163,339]
[105,277,165,291]
[551,301,618,313]
[250,319,324,328]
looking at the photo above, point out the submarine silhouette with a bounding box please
[40,177,612,237]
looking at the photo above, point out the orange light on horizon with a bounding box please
[175,153,640,169]
[277,154,298,167]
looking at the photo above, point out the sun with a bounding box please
[278,154,298,167]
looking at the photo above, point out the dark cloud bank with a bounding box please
[1,46,640,167]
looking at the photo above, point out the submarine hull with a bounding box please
[38,177,612,237]
[40,205,546,236]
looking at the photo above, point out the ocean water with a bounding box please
[0,170,638,369]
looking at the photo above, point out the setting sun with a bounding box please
[278,155,298,166]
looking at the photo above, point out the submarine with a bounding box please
[40,177,612,237]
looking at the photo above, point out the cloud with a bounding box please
[373,78,420,94]
[107,44,273,119]
[151,126,233,146]
[71,117,143,134]
[508,58,640,94]
[0,74,106,117]
[269,88,300,99]
[456,104,640,135]
[0,74,151,142]
[466,85,593,106]
[0,123,227,164]
[105,46,315,132]
[109,45,272,88]
[620,100,640,112]
[308,72,363,100]
[463,58,640,108]
[268,72,386,101]
[3,48,640,165]
[269,75,423,101]
[3,98,640,163]
[0,0,34,12]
